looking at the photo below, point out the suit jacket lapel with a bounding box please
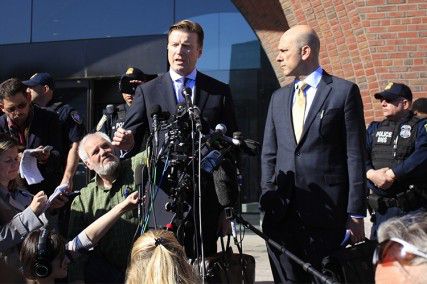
[194,72,208,112]
[163,72,179,113]
[300,73,332,142]
[285,84,297,147]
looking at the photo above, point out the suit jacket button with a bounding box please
[295,152,301,156]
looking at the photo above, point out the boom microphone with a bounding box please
[96,104,115,131]
[213,158,238,207]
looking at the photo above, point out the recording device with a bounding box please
[134,163,146,220]
[96,104,115,131]
[119,76,140,95]
[33,229,51,278]
[66,191,80,199]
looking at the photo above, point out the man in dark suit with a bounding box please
[260,25,367,283]
[113,20,237,258]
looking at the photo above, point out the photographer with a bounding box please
[99,67,156,140]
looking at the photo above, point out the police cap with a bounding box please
[23,73,55,90]
[374,82,412,102]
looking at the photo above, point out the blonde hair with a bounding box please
[126,230,199,284]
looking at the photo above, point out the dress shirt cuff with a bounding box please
[349,214,365,219]
[66,231,94,252]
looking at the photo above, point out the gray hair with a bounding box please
[78,132,112,162]
[377,212,427,265]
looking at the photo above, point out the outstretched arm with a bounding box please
[67,191,140,251]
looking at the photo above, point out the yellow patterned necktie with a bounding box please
[292,82,308,142]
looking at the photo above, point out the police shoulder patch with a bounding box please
[70,111,83,124]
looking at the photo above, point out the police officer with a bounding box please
[98,67,156,140]
[24,72,86,191]
[366,82,427,239]
[412,98,427,119]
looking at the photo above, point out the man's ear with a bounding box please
[0,101,4,112]
[301,45,311,60]
[197,46,203,59]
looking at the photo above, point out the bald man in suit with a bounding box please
[260,25,367,283]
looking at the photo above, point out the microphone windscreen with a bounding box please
[149,104,162,118]
[215,123,227,134]
[213,159,238,207]
[106,104,115,115]
[183,87,192,96]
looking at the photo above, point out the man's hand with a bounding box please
[366,168,394,189]
[347,217,365,244]
[112,128,134,151]
[120,191,143,212]
[60,179,73,193]
[31,145,51,164]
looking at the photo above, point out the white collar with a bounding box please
[169,68,197,82]
[295,66,323,89]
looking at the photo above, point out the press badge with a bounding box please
[375,131,393,144]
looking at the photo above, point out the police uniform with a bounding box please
[100,103,128,140]
[46,99,86,149]
[366,85,427,239]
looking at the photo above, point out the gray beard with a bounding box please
[94,159,119,177]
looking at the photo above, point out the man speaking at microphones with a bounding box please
[113,20,237,258]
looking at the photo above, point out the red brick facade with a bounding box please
[233,0,427,122]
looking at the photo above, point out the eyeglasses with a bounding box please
[373,238,427,266]
[4,102,28,113]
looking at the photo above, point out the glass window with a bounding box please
[32,0,173,42]
[176,1,260,72]
[0,0,31,44]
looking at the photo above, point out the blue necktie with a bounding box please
[177,77,190,104]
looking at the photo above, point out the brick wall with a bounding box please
[233,0,427,122]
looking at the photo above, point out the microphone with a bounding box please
[149,105,162,148]
[213,158,238,208]
[209,124,260,156]
[208,124,241,148]
[213,158,239,239]
[182,87,202,132]
[96,104,115,131]
[183,87,192,109]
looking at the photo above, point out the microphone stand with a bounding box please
[224,208,338,284]
[183,88,206,280]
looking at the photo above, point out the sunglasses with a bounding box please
[373,238,427,266]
